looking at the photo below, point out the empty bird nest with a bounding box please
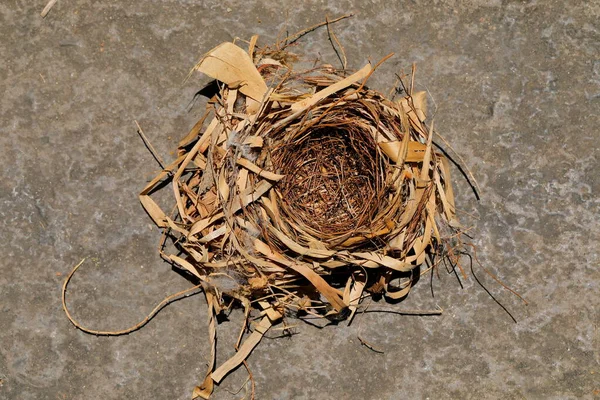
[135,35,466,398]
[60,24,477,399]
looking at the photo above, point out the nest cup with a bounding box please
[271,109,386,246]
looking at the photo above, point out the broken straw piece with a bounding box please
[290,63,372,112]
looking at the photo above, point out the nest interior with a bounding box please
[137,39,463,397]
[273,123,382,240]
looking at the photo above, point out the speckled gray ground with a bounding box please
[1,1,599,399]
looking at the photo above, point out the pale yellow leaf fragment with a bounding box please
[217,172,229,203]
[242,136,263,148]
[197,225,228,244]
[399,96,427,135]
[139,153,186,228]
[139,195,168,228]
[378,141,430,163]
[188,213,225,238]
[248,35,259,58]
[194,42,267,103]
[226,89,237,115]
[343,277,352,304]
[258,301,282,321]
[168,255,206,281]
[348,273,366,320]
[236,168,249,192]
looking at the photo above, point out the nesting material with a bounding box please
[140,38,462,398]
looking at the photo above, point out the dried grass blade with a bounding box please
[236,158,284,181]
[351,252,414,272]
[419,120,435,182]
[411,91,428,122]
[348,272,366,322]
[291,63,372,112]
[254,239,347,312]
[168,255,207,281]
[193,292,217,399]
[211,316,274,383]
[267,226,335,259]
[41,0,58,17]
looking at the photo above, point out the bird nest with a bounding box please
[138,38,463,398]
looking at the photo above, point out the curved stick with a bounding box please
[62,258,202,336]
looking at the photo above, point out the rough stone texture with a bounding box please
[1,1,599,399]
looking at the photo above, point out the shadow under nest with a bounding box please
[136,39,465,398]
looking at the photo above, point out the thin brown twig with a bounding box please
[360,306,443,316]
[62,259,202,335]
[135,120,166,170]
[357,335,385,354]
[464,243,528,305]
[433,130,482,197]
[279,14,354,49]
[326,15,348,70]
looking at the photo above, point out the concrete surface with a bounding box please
[1,0,599,399]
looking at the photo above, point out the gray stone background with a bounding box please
[1,0,598,399]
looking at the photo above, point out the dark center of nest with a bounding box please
[274,127,381,237]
